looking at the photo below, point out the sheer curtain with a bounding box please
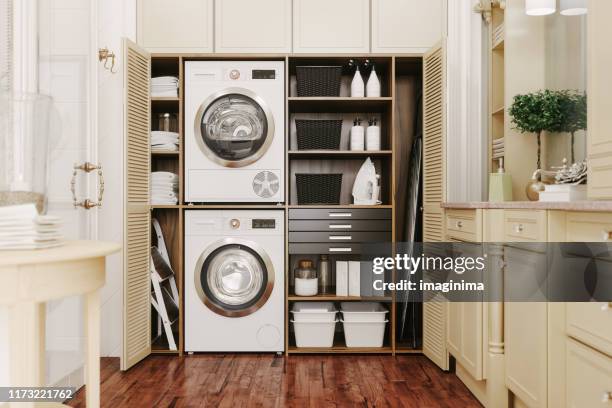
[0,0,12,91]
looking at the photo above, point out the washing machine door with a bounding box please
[194,88,275,168]
[194,238,274,317]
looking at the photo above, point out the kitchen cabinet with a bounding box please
[137,0,213,53]
[371,0,443,54]
[214,0,291,53]
[292,0,370,53]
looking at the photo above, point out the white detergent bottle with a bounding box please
[351,63,364,97]
[366,118,381,151]
[366,64,381,97]
[350,118,365,151]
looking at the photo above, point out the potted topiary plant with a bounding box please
[509,89,564,200]
[556,90,587,163]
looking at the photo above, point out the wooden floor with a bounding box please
[67,355,482,408]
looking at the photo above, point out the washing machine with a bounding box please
[185,60,285,203]
[185,210,284,352]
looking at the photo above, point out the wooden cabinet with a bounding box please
[292,0,370,53]
[566,339,612,408]
[371,0,443,53]
[137,0,213,53]
[587,0,612,199]
[214,0,291,53]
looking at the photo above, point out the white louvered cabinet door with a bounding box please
[422,41,448,371]
[121,39,151,371]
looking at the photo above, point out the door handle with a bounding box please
[329,224,352,229]
[71,162,104,209]
[329,236,352,240]
[329,247,352,252]
[329,212,352,218]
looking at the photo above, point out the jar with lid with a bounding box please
[294,259,318,296]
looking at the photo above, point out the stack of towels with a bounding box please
[492,137,505,159]
[151,131,179,152]
[151,76,179,98]
[151,172,178,205]
[0,204,63,250]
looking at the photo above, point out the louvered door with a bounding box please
[121,39,151,371]
[422,41,448,370]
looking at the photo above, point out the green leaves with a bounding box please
[509,89,565,135]
[556,90,587,134]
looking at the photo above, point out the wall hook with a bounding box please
[98,47,117,74]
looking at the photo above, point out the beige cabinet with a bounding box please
[137,0,213,53]
[214,0,291,53]
[292,0,369,53]
[566,339,612,408]
[371,0,443,53]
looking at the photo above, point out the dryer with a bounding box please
[185,210,284,352]
[185,61,285,203]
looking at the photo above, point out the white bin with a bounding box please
[292,320,337,347]
[342,319,388,347]
[291,302,337,322]
[340,302,388,322]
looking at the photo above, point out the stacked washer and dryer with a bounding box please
[184,61,285,352]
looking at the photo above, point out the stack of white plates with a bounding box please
[0,204,63,250]
[492,137,505,159]
[151,172,179,205]
[151,76,179,97]
[151,131,179,152]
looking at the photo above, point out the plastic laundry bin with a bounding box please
[340,302,388,322]
[292,320,337,348]
[291,302,337,322]
[341,320,388,348]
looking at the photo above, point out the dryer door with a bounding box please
[195,238,274,317]
[195,87,275,168]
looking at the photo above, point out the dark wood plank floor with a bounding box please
[67,355,482,408]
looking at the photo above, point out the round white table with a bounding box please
[0,240,121,408]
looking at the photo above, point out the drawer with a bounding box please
[503,210,547,242]
[566,212,612,242]
[567,302,612,356]
[289,219,392,232]
[289,243,363,255]
[289,208,391,220]
[566,338,612,407]
[289,231,390,243]
[446,209,480,242]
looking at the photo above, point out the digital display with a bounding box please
[252,219,276,229]
[252,70,276,79]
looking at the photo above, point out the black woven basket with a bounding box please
[296,66,342,97]
[295,119,342,150]
[296,173,342,205]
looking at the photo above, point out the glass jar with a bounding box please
[0,93,53,213]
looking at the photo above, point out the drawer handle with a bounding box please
[329,247,352,252]
[456,221,463,228]
[329,212,352,218]
[602,303,612,312]
[514,224,524,233]
[329,235,352,240]
[329,224,352,229]
[602,230,612,241]
[602,391,611,403]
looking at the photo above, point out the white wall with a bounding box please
[97,0,136,358]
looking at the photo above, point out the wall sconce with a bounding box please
[560,0,587,15]
[98,47,117,74]
[526,0,556,16]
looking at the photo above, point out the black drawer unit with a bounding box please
[289,208,392,220]
[288,208,391,255]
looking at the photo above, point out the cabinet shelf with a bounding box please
[287,204,392,209]
[151,96,179,102]
[492,106,505,115]
[288,150,392,159]
[151,150,179,156]
[288,295,392,301]
[288,97,392,113]
[288,345,393,354]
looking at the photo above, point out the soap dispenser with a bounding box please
[350,118,365,151]
[366,61,381,97]
[366,118,381,151]
[350,60,364,97]
[488,157,513,202]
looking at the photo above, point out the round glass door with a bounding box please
[195,88,275,168]
[195,239,274,317]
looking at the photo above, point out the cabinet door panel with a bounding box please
[137,0,213,52]
[566,339,612,408]
[371,0,443,53]
[293,0,369,53]
[215,0,291,53]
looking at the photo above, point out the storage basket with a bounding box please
[341,319,388,348]
[295,119,342,150]
[292,320,337,348]
[296,66,342,97]
[296,173,342,205]
[340,302,388,323]
[291,302,337,322]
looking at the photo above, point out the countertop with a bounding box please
[441,201,612,212]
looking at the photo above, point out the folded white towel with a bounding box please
[151,76,178,84]
[151,171,178,180]
[151,90,178,98]
[151,144,179,152]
